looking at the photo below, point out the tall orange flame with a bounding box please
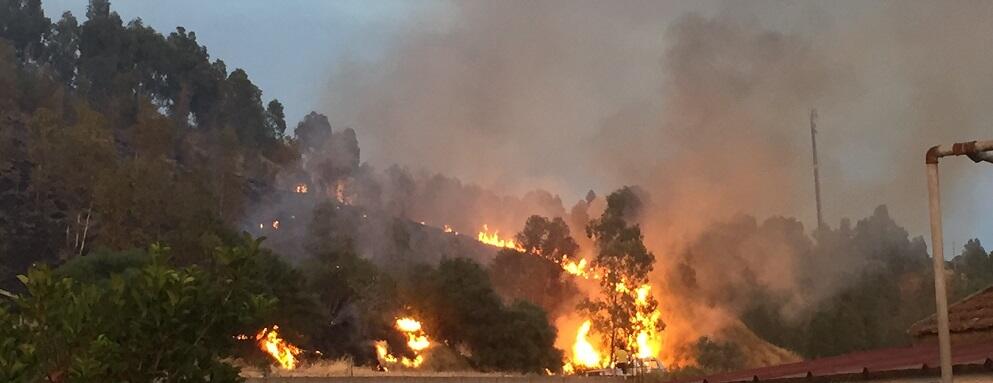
[633,284,663,359]
[563,281,664,372]
[572,320,604,368]
[256,325,302,370]
[375,317,432,368]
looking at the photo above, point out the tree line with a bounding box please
[0,0,565,379]
[1,0,300,290]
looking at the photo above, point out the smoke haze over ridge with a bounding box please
[323,0,993,254]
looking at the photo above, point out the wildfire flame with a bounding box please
[295,183,308,193]
[566,284,663,370]
[443,224,455,234]
[256,325,302,370]
[562,257,589,278]
[633,284,663,359]
[396,317,431,353]
[559,276,663,372]
[472,221,665,374]
[376,317,431,368]
[572,320,604,369]
[375,340,398,364]
[477,224,524,251]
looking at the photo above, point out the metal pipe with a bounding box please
[967,151,993,164]
[926,163,952,383]
[925,140,993,164]
[924,139,993,383]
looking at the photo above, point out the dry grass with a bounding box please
[240,359,522,378]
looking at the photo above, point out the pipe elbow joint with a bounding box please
[926,145,942,164]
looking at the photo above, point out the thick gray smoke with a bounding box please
[324,0,993,249]
[317,0,993,363]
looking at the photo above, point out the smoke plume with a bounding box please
[317,0,993,366]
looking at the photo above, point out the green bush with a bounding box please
[0,244,278,382]
[53,248,151,283]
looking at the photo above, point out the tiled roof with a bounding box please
[910,285,993,336]
[670,341,993,383]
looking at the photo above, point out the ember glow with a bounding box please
[477,224,524,251]
[333,181,350,204]
[376,317,432,368]
[256,325,302,370]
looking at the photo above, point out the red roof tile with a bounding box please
[671,341,993,383]
[910,285,993,336]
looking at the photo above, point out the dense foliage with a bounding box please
[406,258,563,373]
[302,204,403,363]
[0,0,297,290]
[0,0,315,376]
[489,215,580,317]
[0,0,565,375]
[0,244,281,382]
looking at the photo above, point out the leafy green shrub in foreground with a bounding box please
[0,245,276,383]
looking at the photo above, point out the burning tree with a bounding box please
[579,187,663,365]
[489,216,582,316]
[515,215,580,262]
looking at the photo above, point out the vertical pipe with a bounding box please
[926,162,953,383]
[810,109,824,230]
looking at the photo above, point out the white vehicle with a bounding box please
[582,357,666,376]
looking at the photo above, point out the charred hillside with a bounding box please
[250,190,500,270]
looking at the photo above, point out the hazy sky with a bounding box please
[40,1,993,256]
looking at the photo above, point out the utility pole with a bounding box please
[810,109,824,230]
